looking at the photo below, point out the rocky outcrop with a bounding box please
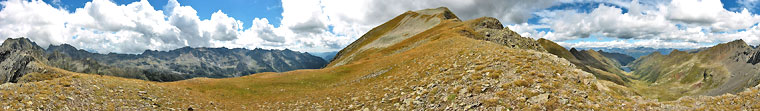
[0,38,47,84]
[464,17,545,52]
[747,50,760,65]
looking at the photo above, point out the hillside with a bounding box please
[538,38,631,85]
[2,7,760,110]
[598,50,636,66]
[630,39,760,100]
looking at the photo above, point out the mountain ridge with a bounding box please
[538,38,631,85]
[0,37,328,83]
[330,7,461,67]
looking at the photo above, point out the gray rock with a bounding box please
[528,93,550,104]
[0,38,46,84]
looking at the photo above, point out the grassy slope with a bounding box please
[166,24,636,110]
[629,40,759,101]
[328,8,456,68]
[537,38,630,86]
[0,63,220,110]
[537,38,577,60]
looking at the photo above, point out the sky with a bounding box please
[0,0,759,54]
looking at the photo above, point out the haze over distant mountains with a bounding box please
[575,47,690,59]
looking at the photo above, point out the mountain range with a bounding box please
[630,39,760,100]
[576,47,687,59]
[0,38,327,83]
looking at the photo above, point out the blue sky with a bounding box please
[0,0,759,54]
[40,0,284,28]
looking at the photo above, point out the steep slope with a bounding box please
[537,38,630,85]
[0,38,48,84]
[630,39,760,100]
[571,49,631,84]
[330,7,545,68]
[538,38,577,60]
[329,7,460,67]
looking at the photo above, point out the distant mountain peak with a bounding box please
[730,39,746,44]
[1,37,43,51]
[329,7,545,67]
[0,37,47,83]
[47,44,78,52]
[722,39,749,47]
[412,7,459,20]
[330,7,463,67]
[569,48,579,53]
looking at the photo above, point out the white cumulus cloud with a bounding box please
[511,0,760,49]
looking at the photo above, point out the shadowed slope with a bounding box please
[538,38,630,85]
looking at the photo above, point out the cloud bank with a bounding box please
[512,0,760,49]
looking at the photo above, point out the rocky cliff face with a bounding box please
[747,49,760,65]
[0,38,47,84]
[463,17,545,52]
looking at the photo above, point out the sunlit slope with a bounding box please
[0,65,221,110]
[328,7,460,67]
[631,39,760,100]
[166,9,760,109]
[167,22,636,110]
